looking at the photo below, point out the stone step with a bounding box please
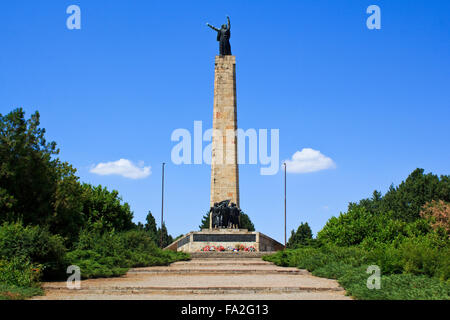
[42,273,342,292]
[35,258,350,300]
[171,261,272,266]
[41,286,344,295]
[127,269,308,275]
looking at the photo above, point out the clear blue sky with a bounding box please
[1,1,449,242]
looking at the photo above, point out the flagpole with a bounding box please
[284,162,287,249]
[160,162,165,248]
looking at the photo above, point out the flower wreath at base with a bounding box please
[200,244,256,252]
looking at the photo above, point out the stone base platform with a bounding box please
[188,252,277,259]
[164,229,284,253]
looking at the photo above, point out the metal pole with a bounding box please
[284,162,287,249]
[160,162,165,248]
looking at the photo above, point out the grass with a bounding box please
[0,257,44,300]
[0,283,43,300]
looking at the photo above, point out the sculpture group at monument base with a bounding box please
[165,229,284,253]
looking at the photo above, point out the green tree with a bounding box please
[51,162,84,242]
[0,188,16,222]
[144,211,158,242]
[173,234,184,242]
[287,222,313,248]
[381,169,450,221]
[239,212,255,231]
[156,223,173,248]
[0,108,84,241]
[80,184,134,234]
[0,109,59,225]
[199,211,211,230]
[347,169,450,222]
[348,190,383,214]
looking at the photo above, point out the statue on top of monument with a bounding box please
[206,16,231,56]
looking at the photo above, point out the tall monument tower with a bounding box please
[163,17,284,252]
[210,55,240,208]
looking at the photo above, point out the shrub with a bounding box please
[399,237,450,281]
[80,184,135,234]
[0,222,67,278]
[263,246,369,273]
[341,272,450,300]
[317,208,411,247]
[265,246,450,300]
[66,229,189,279]
[365,244,404,274]
[0,257,42,287]
[65,249,128,278]
[420,200,450,236]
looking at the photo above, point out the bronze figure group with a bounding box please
[210,200,241,229]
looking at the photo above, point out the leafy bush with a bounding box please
[365,244,404,274]
[65,249,128,278]
[317,208,412,247]
[80,184,135,234]
[0,257,43,300]
[341,271,450,300]
[420,200,450,236]
[0,257,42,287]
[399,238,450,281]
[0,222,67,278]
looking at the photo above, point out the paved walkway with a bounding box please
[33,257,351,300]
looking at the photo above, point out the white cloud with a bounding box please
[283,148,336,174]
[90,159,151,179]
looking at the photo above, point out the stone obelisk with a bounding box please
[210,55,240,209]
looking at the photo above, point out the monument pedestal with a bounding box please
[165,229,284,253]
[209,56,240,230]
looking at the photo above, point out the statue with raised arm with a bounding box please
[206,16,231,56]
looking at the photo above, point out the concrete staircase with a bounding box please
[33,256,351,300]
